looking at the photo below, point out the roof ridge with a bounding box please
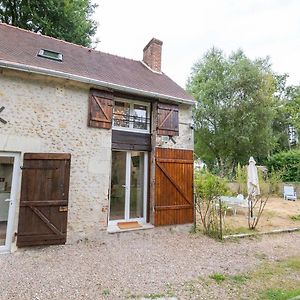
[0,22,140,63]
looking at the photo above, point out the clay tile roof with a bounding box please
[0,23,194,103]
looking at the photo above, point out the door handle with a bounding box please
[4,198,11,202]
[121,184,126,188]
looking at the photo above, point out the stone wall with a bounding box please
[156,103,194,150]
[0,69,112,245]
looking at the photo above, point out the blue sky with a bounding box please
[94,0,300,88]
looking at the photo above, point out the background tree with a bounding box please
[187,48,287,176]
[271,74,292,152]
[286,86,300,139]
[0,0,97,47]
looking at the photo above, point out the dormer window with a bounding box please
[113,99,150,133]
[38,49,63,62]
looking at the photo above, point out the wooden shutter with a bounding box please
[17,153,71,247]
[157,103,179,136]
[155,148,194,225]
[88,89,113,129]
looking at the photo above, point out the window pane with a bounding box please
[133,104,147,130]
[113,101,130,128]
[130,152,144,219]
[0,156,14,246]
[43,50,59,58]
[110,151,126,220]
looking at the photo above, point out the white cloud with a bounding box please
[94,0,300,88]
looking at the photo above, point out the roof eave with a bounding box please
[0,60,195,105]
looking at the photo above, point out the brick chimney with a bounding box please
[143,38,163,73]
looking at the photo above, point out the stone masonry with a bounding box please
[0,69,111,246]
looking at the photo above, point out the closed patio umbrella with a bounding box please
[247,157,260,218]
[247,157,260,196]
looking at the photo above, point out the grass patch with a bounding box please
[224,226,255,235]
[230,274,250,284]
[282,257,300,270]
[260,288,300,300]
[102,289,110,296]
[252,263,282,279]
[165,283,176,297]
[209,273,226,283]
[290,214,300,221]
[184,280,196,293]
[138,256,300,299]
[144,293,168,299]
[125,294,138,299]
[264,210,277,218]
[255,252,268,260]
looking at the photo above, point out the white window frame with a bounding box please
[108,150,148,226]
[112,98,151,134]
[0,152,20,254]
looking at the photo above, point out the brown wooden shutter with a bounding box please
[157,103,179,136]
[88,89,113,129]
[17,153,71,247]
[155,148,194,226]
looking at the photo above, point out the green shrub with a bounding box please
[194,170,230,201]
[194,170,230,239]
[267,150,300,182]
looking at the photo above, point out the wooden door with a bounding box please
[17,153,71,247]
[155,148,194,226]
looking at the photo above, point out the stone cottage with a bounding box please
[0,23,194,253]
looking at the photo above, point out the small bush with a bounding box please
[194,170,230,239]
[195,170,230,200]
[267,150,300,182]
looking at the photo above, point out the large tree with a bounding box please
[0,0,97,47]
[286,86,300,137]
[187,48,286,176]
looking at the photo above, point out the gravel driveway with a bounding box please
[1,226,300,300]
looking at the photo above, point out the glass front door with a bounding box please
[0,153,20,253]
[110,151,147,223]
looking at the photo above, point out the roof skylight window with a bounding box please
[38,49,63,61]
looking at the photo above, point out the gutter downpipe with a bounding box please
[0,60,195,105]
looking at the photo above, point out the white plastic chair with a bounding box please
[283,186,297,201]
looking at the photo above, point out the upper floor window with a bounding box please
[113,99,150,133]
